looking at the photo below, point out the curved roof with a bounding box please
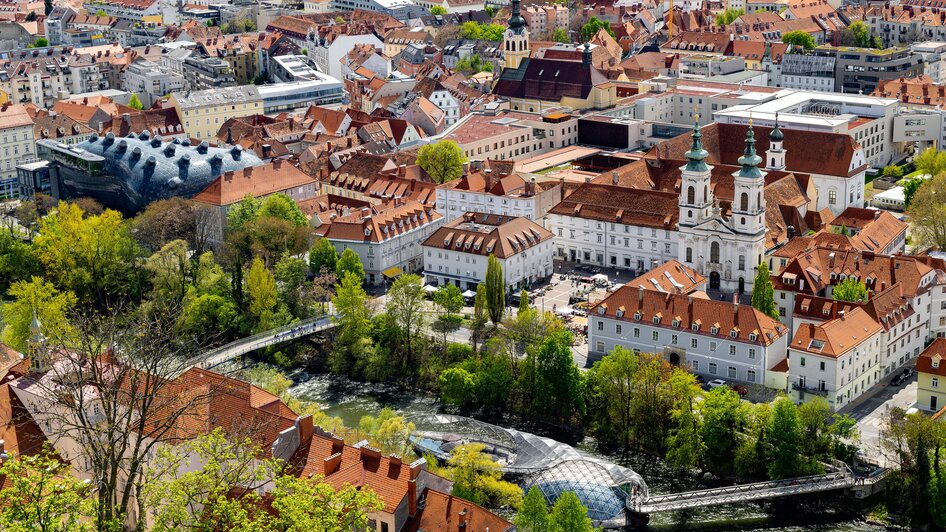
[71,131,263,211]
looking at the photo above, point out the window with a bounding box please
[634,328,640,338]
[739,255,746,271]
[728,366,737,379]
[729,345,736,355]
[740,192,748,211]
[691,338,698,348]
[710,341,717,352]
[616,324,622,334]
[687,186,695,204]
[709,362,717,374]
[691,360,699,371]
[596,341,605,352]
[671,334,678,344]
[748,348,756,360]
[747,369,756,382]
[828,190,837,205]
[686,247,693,262]
[800,356,806,367]
[710,242,720,263]
[652,331,659,341]
[934,377,940,389]
[597,321,603,331]
[820,361,826,371]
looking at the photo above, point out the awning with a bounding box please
[462,290,476,298]
[424,285,438,293]
[382,266,404,279]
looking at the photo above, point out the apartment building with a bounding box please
[0,104,34,199]
[0,49,107,109]
[521,4,568,37]
[442,109,580,162]
[422,212,554,292]
[780,46,923,95]
[588,284,790,386]
[82,0,163,22]
[168,86,264,140]
[916,338,946,412]
[306,32,385,81]
[436,169,562,221]
[183,56,237,90]
[788,306,883,409]
[320,200,445,286]
[122,58,187,107]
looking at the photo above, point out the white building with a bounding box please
[788,306,883,410]
[122,58,187,108]
[589,285,790,386]
[436,170,562,222]
[422,212,554,292]
[321,200,445,286]
[306,33,385,82]
[329,0,423,20]
[0,105,36,199]
[911,41,946,83]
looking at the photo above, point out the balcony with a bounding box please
[791,383,829,397]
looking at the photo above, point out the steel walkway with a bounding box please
[634,472,854,513]
[185,314,336,370]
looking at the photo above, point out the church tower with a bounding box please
[503,0,529,70]
[678,119,714,230]
[765,113,786,171]
[732,122,767,237]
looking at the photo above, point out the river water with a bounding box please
[289,372,883,531]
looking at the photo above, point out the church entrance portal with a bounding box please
[710,271,721,290]
[738,277,745,294]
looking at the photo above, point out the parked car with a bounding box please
[891,369,913,387]
[707,379,727,389]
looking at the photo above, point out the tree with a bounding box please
[528,330,585,423]
[386,274,427,367]
[259,193,308,227]
[881,408,946,527]
[34,202,141,306]
[882,165,904,179]
[269,473,382,531]
[335,248,365,281]
[832,276,869,303]
[430,5,446,14]
[735,402,772,478]
[227,195,263,233]
[516,486,551,532]
[439,367,477,408]
[309,238,338,274]
[0,231,40,292]
[434,283,464,315]
[246,257,279,330]
[768,397,804,479]
[913,147,946,178]
[358,408,416,458]
[485,255,505,324]
[178,293,239,336]
[666,369,705,470]
[470,283,489,351]
[245,216,311,265]
[909,172,946,250]
[904,177,925,209]
[552,27,569,43]
[0,449,98,532]
[417,140,467,184]
[586,346,639,454]
[700,387,747,476]
[715,7,744,25]
[330,272,373,375]
[842,20,874,48]
[581,16,614,40]
[0,277,76,352]
[127,93,144,110]
[274,254,309,316]
[133,197,213,255]
[750,263,778,319]
[33,37,48,47]
[144,239,190,304]
[782,30,816,50]
[443,443,523,508]
[548,491,594,532]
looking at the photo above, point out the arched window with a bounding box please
[739,255,746,270]
[757,192,762,207]
[703,185,707,202]
[686,247,693,262]
[710,242,720,263]
[687,186,695,204]
[740,192,749,212]
[770,157,775,167]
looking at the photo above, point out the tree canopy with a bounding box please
[908,172,946,250]
[417,140,468,184]
[750,263,778,319]
[782,30,816,50]
[832,276,868,303]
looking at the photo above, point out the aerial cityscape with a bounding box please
[0,0,945,528]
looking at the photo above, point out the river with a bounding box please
[289,372,883,531]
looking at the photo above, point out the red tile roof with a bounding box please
[790,306,881,358]
[422,213,553,259]
[192,160,316,206]
[917,338,946,377]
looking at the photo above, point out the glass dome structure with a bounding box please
[410,414,647,527]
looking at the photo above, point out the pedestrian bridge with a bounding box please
[185,314,336,370]
[633,471,854,514]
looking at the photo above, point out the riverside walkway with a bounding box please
[185,314,336,370]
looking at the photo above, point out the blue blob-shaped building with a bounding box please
[37,131,263,213]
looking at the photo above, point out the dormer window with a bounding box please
[711,326,719,335]
[692,322,700,331]
[634,311,642,320]
[934,356,941,369]
[598,305,606,315]
[616,309,624,318]
[730,329,738,339]
[653,316,660,324]
[672,318,680,327]
[749,332,758,342]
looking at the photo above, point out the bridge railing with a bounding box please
[185,312,334,370]
[639,471,850,506]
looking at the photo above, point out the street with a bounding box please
[846,373,917,466]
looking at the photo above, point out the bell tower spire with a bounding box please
[733,121,767,237]
[679,117,714,227]
[503,0,529,70]
[766,112,786,171]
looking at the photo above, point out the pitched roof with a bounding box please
[192,160,316,206]
[407,489,513,532]
[493,57,610,102]
[790,306,881,358]
[422,213,553,259]
[321,200,442,243]
[593,286,789,346]
[917,338,946,377]
[626,260,706,294]
[549,182,680,230]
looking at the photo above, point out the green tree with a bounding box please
[128,93,144,110]
[274,254,309,316]
[386,274,427,367]
[581,16,614,40]
[516,486,550,532]
[417,140,467,184]
[470,283,489,351]
[269,474,382,531]
[330,272,373,375]
[439,367,477,407]
[0,277,76,352]
[909,172,946,250]
[0,231,40,292]
[178,293,239,336]
[904,177,925,209]
[335,248,365,281]
[434,283,464,315]
[842,20,874,48]
[913,147,946,177]
[309,238,338,274]
[358,408,416,458]
[443,443,523,508]
[882,165,904,179]
[832,276,869,302]
[782,30,816,50]
[144,239,190,303]
[259,193,308,227]
[430,5,446,14]
[750,262,778,319]
[246,256,279,330]
[666,369,705,469]
[34,202,141,305]
[768,396,804,479]
[700,387,747,476]
[735,402,772,478]
[715,7,744,25]
[226,195,262,232]
[33,37,48,47]
[586,346,638,454]
[517,289,530,316]
[0,449,98,532]
[528,330,585,423]
[549,491,594,532]
[485,255,505,324]
[552,27,569,43]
